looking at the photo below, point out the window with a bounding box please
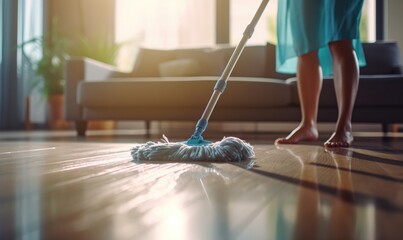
[115,0,215,48]
[115,0,377,70]
[230,0,276,45]
[116,0,376,47]
[361,0,377,42]
[115,0,215,70]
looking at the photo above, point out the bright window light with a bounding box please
[115,0,215,48]
[230,0,277,45]
[115,0,215,70]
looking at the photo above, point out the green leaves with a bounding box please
[19,24,121,99]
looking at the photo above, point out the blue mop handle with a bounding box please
[192,0,271,139]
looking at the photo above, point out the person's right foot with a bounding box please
[275,125,319,145]
[324,125,353,148]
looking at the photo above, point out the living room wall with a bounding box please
[46,0,115,44]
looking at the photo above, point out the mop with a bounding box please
[131,0,271,162]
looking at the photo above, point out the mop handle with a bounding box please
[200,0,271,121]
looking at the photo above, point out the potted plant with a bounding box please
[21,20,122,130]
[70,36,121,65]
[19,23,70,129]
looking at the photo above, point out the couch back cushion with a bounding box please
[158,58,202,77]
[361,41,402,75]
[131,48,176,77]
[174,47,228,76]
[265,42,295,80]
[130,44,301,79]
[131,47,227,77]
[229,45,267,78]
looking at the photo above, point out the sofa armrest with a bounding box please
[64,57,128,121]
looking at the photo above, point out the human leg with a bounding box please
[275,51,322,144]
[325,40,359,147]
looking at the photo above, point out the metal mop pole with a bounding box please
[189,0,271,143]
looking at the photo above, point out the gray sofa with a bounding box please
[65,42,403,136]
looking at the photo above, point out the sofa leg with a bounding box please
[382,123,390,134]
[391,123,399,133]
[75,121,88,137]
[145,120,151,137]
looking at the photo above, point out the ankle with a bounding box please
[335,121,352,133]
[300,120,318,130]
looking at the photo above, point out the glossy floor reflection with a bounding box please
[0,132,402,240]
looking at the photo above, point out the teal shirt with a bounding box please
[276,0,366,76]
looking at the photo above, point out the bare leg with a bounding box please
[275,51,322,144]
[324,40,359,148]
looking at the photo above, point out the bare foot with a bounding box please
[275,125,319,145]
[324,129,353,148]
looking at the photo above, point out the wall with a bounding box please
[47,0,115,43]
[386,0,403,61]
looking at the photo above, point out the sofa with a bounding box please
[65,42,403,136]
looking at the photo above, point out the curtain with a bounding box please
[0,0,19,129]
[0,0,2,89]
[0,2,2,126]
[19,0,45,125]
[0,0,43,129]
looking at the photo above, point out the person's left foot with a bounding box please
[324,130,353,148]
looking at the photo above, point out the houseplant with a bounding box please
[21,22,122,129]
[19,23,70,129]
[70,36,121,65]
[20,18,69,100]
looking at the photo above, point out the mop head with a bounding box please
[131,135,255,162]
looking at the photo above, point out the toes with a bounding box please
[324,141,350,148]
[275,138,287,145]
[275,138,295,145]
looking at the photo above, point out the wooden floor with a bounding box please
[0,130,403,240]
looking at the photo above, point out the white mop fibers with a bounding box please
[131,135,255,162]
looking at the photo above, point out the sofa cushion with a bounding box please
[288,75,403,107]
[361,41,403,75]
[230,45,267,78]
[354,75,403,107]
[158,58,201,77]
[175,48,228,76]
[131,48,176,77]
[175,45,270,77]
[77,77,292,108]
